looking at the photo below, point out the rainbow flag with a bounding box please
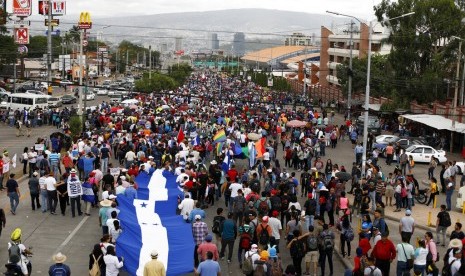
[213,129,227,143]
[216,142,224,156]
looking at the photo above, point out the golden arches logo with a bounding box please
[78,12,91,29]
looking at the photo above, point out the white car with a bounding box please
[85,92,96,101]
[405,145,447,163]
[94,88,108,95]
[25,90,51,98]
[375,135,398,144]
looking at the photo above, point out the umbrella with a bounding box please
[286,120,306,128]
[325,125,334,132]
[129,104,138,109]
[247,133,262,141]
[335,172,351,182]
[161,104,171,110]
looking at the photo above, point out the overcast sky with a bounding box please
[7,0,385,20]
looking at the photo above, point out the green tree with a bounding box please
[0,34,17,71]
[135,72,177,92]
[373,0,465,103]
[167,63,193,86]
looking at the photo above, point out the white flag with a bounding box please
[11,154,17,169]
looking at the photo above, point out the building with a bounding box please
[210,33,219,50]
[232,32,245,56]
[285,32,312,46]
[175,37,183,52]
[320,22,391,87]
[241,45,319,70]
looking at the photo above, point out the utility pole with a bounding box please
[77,30,84,116]
[149,46,152,79]
[46,0,53,94]
[452,40,462,152]
[303,47,307,96]
[126,49,129,73]
[347,20,354,120]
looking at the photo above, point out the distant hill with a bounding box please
[94,9,347,51]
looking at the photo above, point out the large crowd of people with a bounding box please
[1,71,465,276]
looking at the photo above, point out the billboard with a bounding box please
[38,1,66,16]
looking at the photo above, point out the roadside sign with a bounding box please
[13,0,32,17]
[44,19,59,26]
[13,19,30,25]
[52,1,66,15]
[78,12,92,29]
[45,29,61,36]
[14,27,29,44]
[17,45,28,54]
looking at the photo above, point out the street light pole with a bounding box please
[327,10,414,176]
[348,20,354,120]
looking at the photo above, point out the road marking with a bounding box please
[55,216,89,254]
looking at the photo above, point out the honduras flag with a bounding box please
[116,169,195,275]
[221,150,231,173]
[190,131,200,146]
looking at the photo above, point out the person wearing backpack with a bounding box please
[363,256,382,276]
[256,216,272,249]
[339,211,354,258]
[298,225,319,276]
[436,204,452,246]
[267,247,283,276]
[445,248,463,276]
[238,218,253,268]
[319,224,335,276]
[212,208,226,248]
[287,229,305,276]
[304,193,317,231]
[89,244,105,276]
[242,244,260,275]
[48,252,71,276]
[255,192,271,217]
[8,228,31,276]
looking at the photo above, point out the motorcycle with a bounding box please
[414,188,429,204]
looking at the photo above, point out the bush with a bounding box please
[69,115,82,139]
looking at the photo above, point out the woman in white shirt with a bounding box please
[104,245,124,276]
[413,239,428,275]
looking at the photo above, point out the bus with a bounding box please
[6,93,49,111]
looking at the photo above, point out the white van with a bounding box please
[6,93,49,111]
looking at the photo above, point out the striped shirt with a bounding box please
[48,153,60,165]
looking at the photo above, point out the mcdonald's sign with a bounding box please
[78,12,91,29]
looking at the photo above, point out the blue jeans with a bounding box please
[413,264,426,276]
[305,215,314,230]
[396,260,408,276]
[40,190,48,212]
[446,190,453,210]
[8,192,19,213]
[101,158,109,173]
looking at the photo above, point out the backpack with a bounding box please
[323,233,334,251]
[307,234,318,251]
[269,259,282,276]
[242,252,256,275]
[89,255,101,276]
[354,189,363,202]
[401,187,407,197]
[8,243,21,263]
[319,195,327,205]
[290,239,305,258]
[50,265,67,276]
[258,199,269,215]
[344,227,355,242]
[239,228,252,250]
[212,216,223,234]
[442,259,456,276]
[258,225,270,245]
[270,196,281,211]
[441,211,452,227]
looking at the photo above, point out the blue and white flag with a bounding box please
[249,142,256,168]
[190,131,200,146]
[116,169,195,275]
[221,150,231,173]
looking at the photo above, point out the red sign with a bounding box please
[13,0,32,17]
[175,50,185,56]
[15,27,29,44]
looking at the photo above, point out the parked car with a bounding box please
[375,134,398,144]
[356,115,381,135]
[94,88,108,95]
[405,145,447,163]
[61,95,77,104]
[376,136,427,156]
[85,91,95,101]
[60,80,73,87]
[25,90,51,98]
[48,97,62,107]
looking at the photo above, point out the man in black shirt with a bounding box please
[100,144,111,174]
[450,222,465,241]
[6,174,20,215]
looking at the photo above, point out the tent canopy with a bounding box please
[401,114,465,133]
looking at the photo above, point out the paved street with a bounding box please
[0,104,462,275]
